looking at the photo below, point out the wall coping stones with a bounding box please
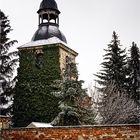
[2,124,140,131]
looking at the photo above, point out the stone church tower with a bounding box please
[19,0,78,73]
[13,0,78,127]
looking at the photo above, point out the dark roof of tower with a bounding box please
[38,0,60,13]
[32,23,67,43]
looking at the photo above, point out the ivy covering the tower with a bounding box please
[12,45,61,127]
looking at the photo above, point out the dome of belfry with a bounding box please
[32,23,67,43]
[32,0,67,43]
[37,0,60,13]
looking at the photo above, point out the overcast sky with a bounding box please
[1,0,140,87]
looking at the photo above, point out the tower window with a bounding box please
[66,56,71,63]
[35,48,44,69]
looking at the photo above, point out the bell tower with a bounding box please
[37,0,60,25]
[32,0,67,43]
[13,0,78,127]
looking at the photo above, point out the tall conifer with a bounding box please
[95,31,127,91]
[0,10,18,115]
[127,42,140,102]
[52,57,95,126]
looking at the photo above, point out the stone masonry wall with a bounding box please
[1,124,140,140]
[0,116,10,129]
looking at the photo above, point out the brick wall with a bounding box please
[1,124,140,140]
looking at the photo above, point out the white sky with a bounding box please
[1,0,140,87]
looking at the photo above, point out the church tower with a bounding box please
[13,0,78,127]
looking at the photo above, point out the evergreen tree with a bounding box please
[0,10,18,115]
[95,31,127,91]
[127,42,140,102]
[51,57,95,126]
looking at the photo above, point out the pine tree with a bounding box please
[95,31,127,91]
[51,57,95,126]
[0,10,18,115]
[127,42,140,102]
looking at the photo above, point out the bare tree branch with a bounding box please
[95,81,140,124]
